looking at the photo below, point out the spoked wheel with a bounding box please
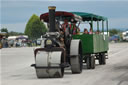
[35,50,65,78]
[99,55,102,65]
[91,56,95,69]
[86,55,95,69]
[86,56,91,69]
[99,53,106,65]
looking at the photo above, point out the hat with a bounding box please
[71,19,77,23]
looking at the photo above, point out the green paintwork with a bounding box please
[71,12,109,54]
[71,12,107,21]
[73,34,109,55]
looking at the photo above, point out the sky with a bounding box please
[1,0,128,32]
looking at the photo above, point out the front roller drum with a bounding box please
[35,49,64,78]
[36,68,63,78]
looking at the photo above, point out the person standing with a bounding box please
[70,19,80,35]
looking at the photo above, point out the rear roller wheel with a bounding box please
[70,39,83,74]
[70,55,82,73]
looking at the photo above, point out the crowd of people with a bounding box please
[83,28,100,34]
[60,19,101,35]
[60,19,80,35]
[1,38,40,48]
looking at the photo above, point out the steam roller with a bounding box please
[31,6,83,78]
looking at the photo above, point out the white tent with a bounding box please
[8,35,28,40]
[8,36,18,40]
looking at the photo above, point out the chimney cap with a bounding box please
[48,6,56,10]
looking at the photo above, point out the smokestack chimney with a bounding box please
[48,6,56,32]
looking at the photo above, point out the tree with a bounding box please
[109,29,120,36]
[1,28,8,33]
[8,31,24,36]
[24,14,47,40]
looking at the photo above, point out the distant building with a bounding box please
[122,31,128,41]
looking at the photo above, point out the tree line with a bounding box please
[0,28,24,36]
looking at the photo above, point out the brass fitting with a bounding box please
[48,6,56,10]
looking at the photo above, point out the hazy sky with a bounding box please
[1,0,128,32]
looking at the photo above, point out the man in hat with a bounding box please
[70,19,80,35]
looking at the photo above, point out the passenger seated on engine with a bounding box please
[70,19,80,35]
[59,19,70,48]
[70,21,76,35]
[55,20,61,32]
[61,19,70,36]
[62,19,69,32]
[76,28,80,35]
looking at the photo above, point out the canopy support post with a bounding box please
[102,20,104,34]
[106,20,108,36]
[91,17,93,32]
[97,20,99,31]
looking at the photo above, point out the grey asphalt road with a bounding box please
[1,43,128,85]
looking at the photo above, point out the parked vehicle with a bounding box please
[122,31,128,41]
[109,35,120,42]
